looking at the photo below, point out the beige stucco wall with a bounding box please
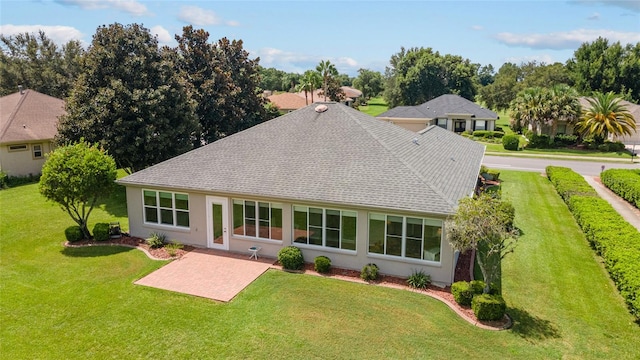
[0,141,53,177]
[124,185,457,284]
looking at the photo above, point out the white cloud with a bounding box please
[178,5,239,27]
[151,25,173,46]
[494,29,640,50]
[55,0,149,16]
[471,25,484,31]
[587,12,600,20]
[0,24,84,45]
[251,47,359,75]
[503,54,556,65]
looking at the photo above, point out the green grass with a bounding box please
[484,142,634,160]
[358,96,388,116]
[494,109,514,135]
[1,174,638,359]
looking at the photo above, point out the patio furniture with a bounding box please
[249,246,262,260]
[109,222,122,239]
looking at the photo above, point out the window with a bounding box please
[233,199,282,240]
[368,213,442,262]
[8,144,27,151]
[557,124,567,135]
[293,206,357,250]
[32,144,43,159]
[436,118,447,129]
[454,120,466,133]
[474,120,486,131]
[143,190,189,228]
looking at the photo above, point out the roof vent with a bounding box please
[18,85,23,95]
[412,138,419,145]
[315,104,328,113]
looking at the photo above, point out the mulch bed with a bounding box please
[64,235,193,260]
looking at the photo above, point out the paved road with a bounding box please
[483,155,640,176]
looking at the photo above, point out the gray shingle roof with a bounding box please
[118,103,485,215]
[377,94,498,119]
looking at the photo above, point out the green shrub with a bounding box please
[601,169,640,208]
[407,270,431,289]
[278,246,304,270]
[554,134,578,147]
[598,141,626,152]
[360,263,379,281]
[65,226,83,242]
[0,170,7,189]
[527,134,552,149]
[469,280,486,294]
[546,166,597,202]
[146,232,167,249]
[502,134,520,151]
[92,223,110,241]
[314,255,331,273]
[451,281,473,306]
[165,241,184,257]
[472,130,504,139]
[547,166,640,321]
[472,294,506,321]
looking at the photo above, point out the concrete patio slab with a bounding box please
[135,248,274,302]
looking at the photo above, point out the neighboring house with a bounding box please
[578,97,640,144]
[340,86,363,106]
[118,103,485,284]
[0,88,64,177]
[377,94,498,133]
[268,87,363,112]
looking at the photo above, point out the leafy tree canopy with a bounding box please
[447,193,519,293]
[352,68,384,99]
[0,31,84,98]
[39,140,117,239]
[56,23,197,173]
[383,47,478,107]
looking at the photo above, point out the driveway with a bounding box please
[135,248,274,302]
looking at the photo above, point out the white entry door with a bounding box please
[206,196,229,250]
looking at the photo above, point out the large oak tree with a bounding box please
[56,23,197,173]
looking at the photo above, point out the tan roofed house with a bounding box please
[118,103,485,285]
[0,89,65,177]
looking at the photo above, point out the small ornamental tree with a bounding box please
[446,193,519,294]
[39,141,117,240]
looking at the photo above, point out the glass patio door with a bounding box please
[206,196,229,250]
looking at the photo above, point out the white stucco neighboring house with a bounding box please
[0,89,64,177]
[117,103,485,284]
[377,94,498,133]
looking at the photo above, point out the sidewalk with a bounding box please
[485,151,638,163]
[583,176,640,232]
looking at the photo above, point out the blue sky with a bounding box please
[1,0,639,75]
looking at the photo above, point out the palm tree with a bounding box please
[296,70,321,105]
[546,84,580,138]
[576,91,636,140]
[509,87,547,134]
[316,60,338,101]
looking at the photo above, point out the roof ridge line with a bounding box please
[0,90,30,141]
[342,106,456,210]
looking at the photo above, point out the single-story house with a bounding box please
[118,103,485,284]
[0,88,64,177]
[268,87,364,112]
[377,94,498,133]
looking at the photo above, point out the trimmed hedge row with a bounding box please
[601,169,640,209]
[546,166,640,321]
[545,166,597,202]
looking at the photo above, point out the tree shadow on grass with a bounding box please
[508,306,561,341]
[61,245,133,258]
[96,184,127,218]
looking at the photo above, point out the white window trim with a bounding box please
[293,205,357,251]
[32,143,43,159]
[142,189,190,229]
[232,199,283,241]
[368,213,443,264]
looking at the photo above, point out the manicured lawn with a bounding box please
[358,96,388,116]
[1,174,638,358]
[484,142,634,160]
